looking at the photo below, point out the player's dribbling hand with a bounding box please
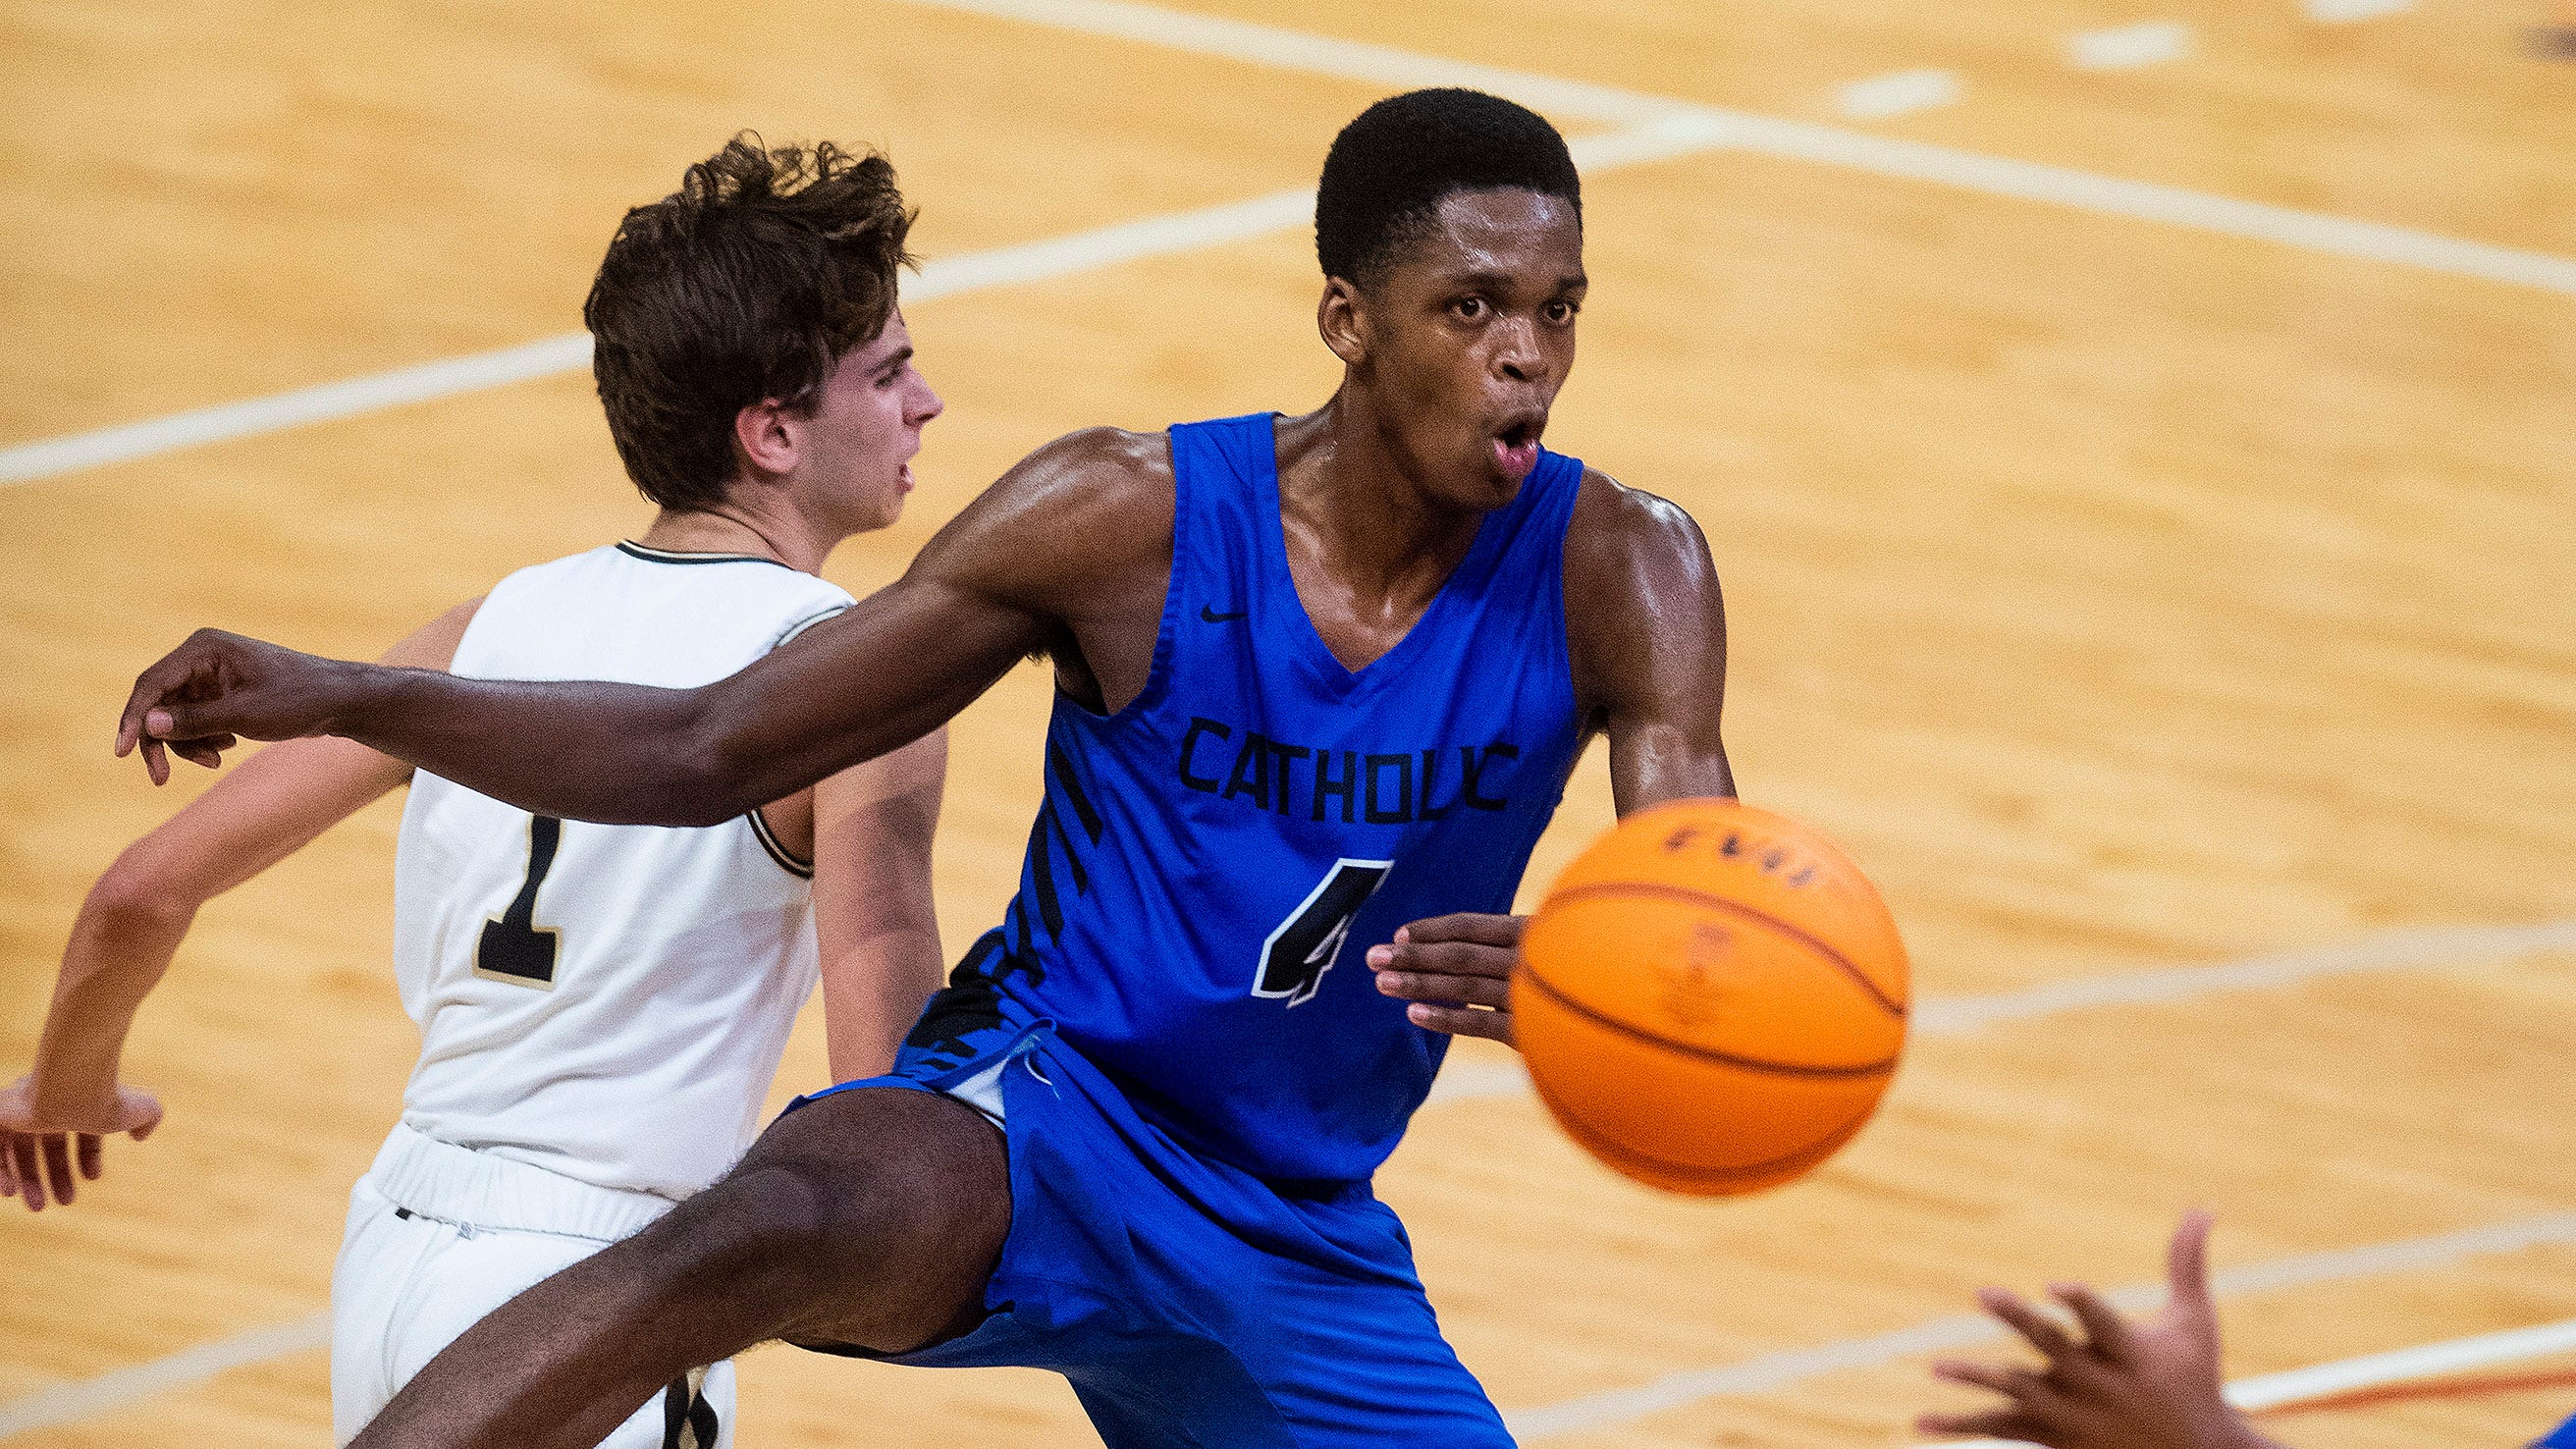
[1916,1210,2281,1449]
[1367,913,1523,1046]
[116,628,353,784]
[0,1076,162,1212]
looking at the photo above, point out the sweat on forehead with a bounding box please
[1315,87,1583,287]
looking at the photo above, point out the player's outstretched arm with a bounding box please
[1368,474,1732,1046]
[116,431,1161,830]
[1918,1211,2287,1449]
[810,725,948,1082]
[5,603,474,1210]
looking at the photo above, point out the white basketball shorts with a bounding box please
[331,1126,733,1448]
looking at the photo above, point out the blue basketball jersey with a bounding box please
[951,411,1587,1183]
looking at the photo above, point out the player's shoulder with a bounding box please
[1566,465,1714,572]
[996,425,1174,511]
[952,425,1177,562]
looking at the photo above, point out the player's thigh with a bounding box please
[719,1082,1010,1351]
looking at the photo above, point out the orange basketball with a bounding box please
[1514,798,1908,1196]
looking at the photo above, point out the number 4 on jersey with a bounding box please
[475,815,564,990]
[1255,858,1392,1007]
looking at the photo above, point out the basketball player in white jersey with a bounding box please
[1,135,946,1449]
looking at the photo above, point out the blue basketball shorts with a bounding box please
[784,1012,1515,1448]
[2535,1412,2576,1447]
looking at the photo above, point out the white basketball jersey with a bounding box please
[391,542,854,1201]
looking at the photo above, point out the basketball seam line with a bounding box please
[1542,881,1909,1019]
[1518,962,1903,1080]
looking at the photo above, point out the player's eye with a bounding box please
[1450,295,1487,321]
[1544,299,1579,324]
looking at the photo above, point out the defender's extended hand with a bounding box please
[1367,913,1523,1046]
[1917,1211,2281,1449]
[116,629,353,783]
[0,1077,161,1212]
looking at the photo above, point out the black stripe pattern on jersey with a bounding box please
[1008,741,1110,954]
[747,808,814,879]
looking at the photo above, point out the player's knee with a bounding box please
[666,1153,924,1298]
[623,1160,842,1313]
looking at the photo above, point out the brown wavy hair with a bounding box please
[584,134,917,510]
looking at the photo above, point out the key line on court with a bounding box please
[1426,916,2576,1103]
[9,7,2574,486]
[1507,1212,2576,1438]
[1925,1316,2576,1448]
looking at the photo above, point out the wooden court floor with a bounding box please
[5,1,2575,1445]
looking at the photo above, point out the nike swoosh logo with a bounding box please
[1200,605,1250,622]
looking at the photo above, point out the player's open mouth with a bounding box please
[1492,418,1543,482]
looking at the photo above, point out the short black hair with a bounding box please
[1315,88,1581,288]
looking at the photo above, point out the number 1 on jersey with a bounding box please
[1256,857,1392,1007]
[476,815,564,990]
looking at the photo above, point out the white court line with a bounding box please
[1509,1212,2576,1438]
[2307,0,2414,21]
[1427,917,2576,1103]
[0,1312,329,1438]
[2069,20,2195,70]
[0,122,1716,491]
[907,0,2576,292]
[9,0,2574,487]
[1837,70,1965,119]
[1932,1316,2576,1448]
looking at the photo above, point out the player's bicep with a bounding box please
[1574,482,1734,814]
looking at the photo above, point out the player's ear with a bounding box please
[733,398,799,477]
[1318,278,1370,367]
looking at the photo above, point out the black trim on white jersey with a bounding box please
[747,807,815,879]
[617,540,795,571]
[775,602,852,648]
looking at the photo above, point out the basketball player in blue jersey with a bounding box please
[117,89,1734,1447]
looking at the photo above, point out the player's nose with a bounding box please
[1491,318,1544,384]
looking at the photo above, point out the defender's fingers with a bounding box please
[1395,913,1524,946]
[78,1133,103,1180]
[2054,1283,2137,1361]
[0,1136,18,1198]
[1373,969,1511,1010]
[2170,1209,2218,1312]
[41,1134,77,1207]
[12,1136,47,1210]
[1405,1002,1513,1045]
[1928,1360,2044,1397]
[140,734,171,786]
[1979,1288,2079,1362]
